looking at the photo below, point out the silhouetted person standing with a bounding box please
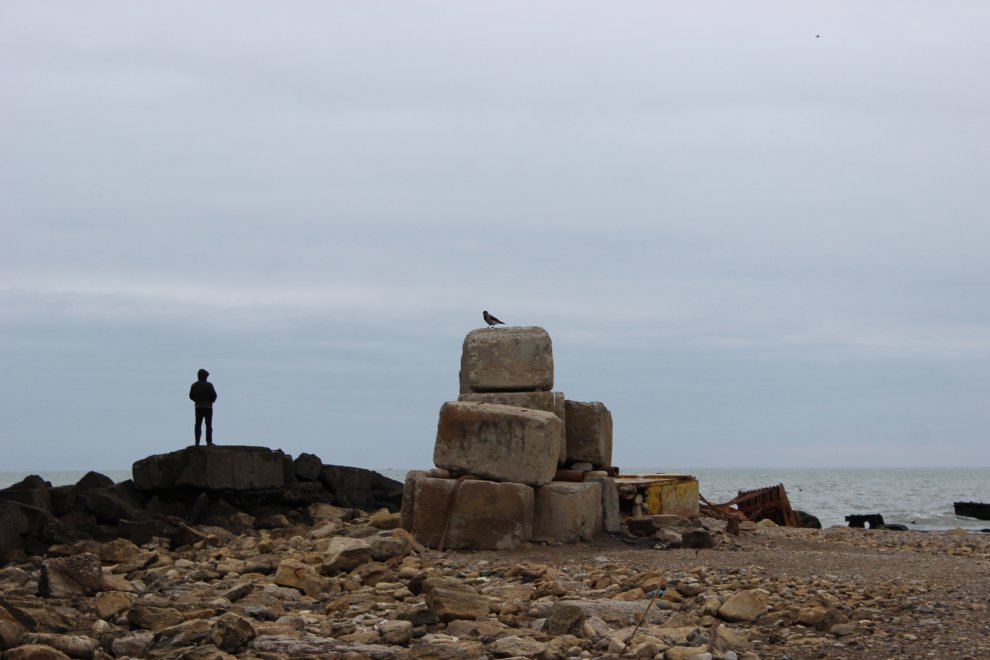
[189,369,218,446]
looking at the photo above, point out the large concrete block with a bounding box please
[412,478,533,550]
[132,446,287,491]
[460,326,554,393]
[533,481,602,543]
[586,475,622,534]
[564,401,613,467]
[458,391,566,463]
[434,402,562,486]
[400,470,429,531]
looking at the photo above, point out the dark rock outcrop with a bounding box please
[1,447,403,558]
[133,446,288,491]
[319,465,403,512]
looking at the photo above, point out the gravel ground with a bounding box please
[430,522,990,659]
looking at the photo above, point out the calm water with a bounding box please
[3,467,988,531]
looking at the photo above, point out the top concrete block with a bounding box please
[460,326,554,393]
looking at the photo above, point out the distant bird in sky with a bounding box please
[483,310,504,328]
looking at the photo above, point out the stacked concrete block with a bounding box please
[456,391,567,463]
[533,481,602,543]
[459,326,554,393]
[433,402,562,486]
[412,477,534,550]
[409,325,616,549]
[564,400,613,468]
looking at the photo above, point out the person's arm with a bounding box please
[189,384,196,402]
[209,384,217,403]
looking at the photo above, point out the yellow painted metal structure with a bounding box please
[614,473,700,518]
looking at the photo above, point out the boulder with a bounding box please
[367,530,413,561]
[0,503,29,561]
[111,631,154,658]
[458,391,567,462]
[422,578,492,622]
[1,644,71,660]
[74,471,115,491]
[718,589,769,622]
[533,481,602,543]
[210,613,256,653]
[321,537,372,573]
[126,604,184,632]
[94,592,135,620]
[152,619,213,648]
[378,619,413,645]
[681,528,715,549]
[433,402,562,486]
[18,634,96,659]
[274,559,325,597]
[0,476,53,513]
[293,453,323,482]
[459,326,554,393]
[133,446,288,491]
[412,478,533,550]
[490,635,548,657]
[564,400,613,467]
[98,538,141,564]
[38,553,103,597]
[0,618,25,651]
[319,465,403,512]
[79,490,137,524]
[544,601,586,636]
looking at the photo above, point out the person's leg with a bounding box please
[204,408,214,445]
[194,409,204,445]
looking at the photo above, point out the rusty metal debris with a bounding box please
[702,483,802,528]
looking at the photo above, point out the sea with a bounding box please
[3,467,988,532]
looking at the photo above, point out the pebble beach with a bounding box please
[2,505,988,660]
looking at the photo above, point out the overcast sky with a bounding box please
[2,1,988,473]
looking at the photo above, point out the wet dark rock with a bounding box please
[133,446,289,491]
[293,452,324,482]
[0,503,30,561]
[79,490,138,524]
[797,510,822,529]
[319,465,403,513]
[75,471,116,492]
[5,449,405,559]
[0,476,54,514]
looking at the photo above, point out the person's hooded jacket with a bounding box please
[189,370,217,408]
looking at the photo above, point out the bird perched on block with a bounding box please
[483,310,504,328]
